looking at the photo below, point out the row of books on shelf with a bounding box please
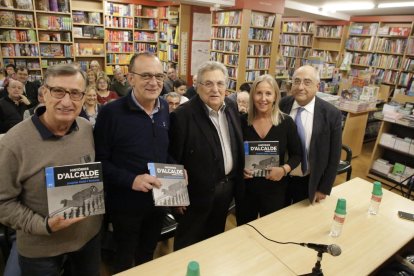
[210,52,238,66]
[167,26,179,44]
[350,23,411,37]
[250,13,275,28]
[402,58,414,71]
[374,69,400,84]
[227,79,237,91]
[40,44,72,57]
[248,28,273,41]
[73,11,101,25]
[1,43,38,57]
[105,2,134,17]
[134,31,157,42]
[349,52,403,69]
[214,11,241,25]
[349,23,378,36]
[0,12,34,28]
[38,0,70,13]
[0,0,32,9]
[246,57,270,69]
[378,26,411,37]
[398,72,413,87]
[380,132,414,154]
[0,29,36,42]
[74,43,104,56]
[247,44,271,56]
[106,53,133,64]
[346,37,375,51]
[308,50,338,63]
[382,101,414,124]
[105,30,133,42]
[211,40,240,53]
[280,34,312,46]
[3,59,40,69]
[105,65,128,75]
[280,46,311,58]
[246,70,267,82]
[105,16,133,29]
[282,22,314,33]
[38,15,72,30]
[372,159,413,184]
[374,38,406,54]
[316,26,343,38]
[227,67,237,78]
[73,26,104,39]
[41,59,72,69]
[39,32,71,42]
[135,43,156,53]
[135,18,157,30]
[167,46,178,62]
[106,42,133,53]
[135,5,158,17]
[211,27,241,40]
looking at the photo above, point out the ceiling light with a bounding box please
[322,1,375,11]
[378,2,414,8]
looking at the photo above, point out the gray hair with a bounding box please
[196,61,228,84]
[248,74,284,126]
[44,64,87,89]
[165,91,181,100]
[293,65,320,83]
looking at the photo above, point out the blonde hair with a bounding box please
[247,74,284,126]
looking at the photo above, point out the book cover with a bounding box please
[15,13,34,28]
[83,26,94,38]
[244,141,279,177]
[16,0,33,9]
[73,27,83,37]
[0,11,15,27]
[45,162,105,218]
[88,12,101,25]
[147,163,189,207]
[72,11,86,24]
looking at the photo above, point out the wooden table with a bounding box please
[248,177,414,275]
[117,178,414,275]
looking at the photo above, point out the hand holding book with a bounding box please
[132,173,161,192]
[47,215,86,233]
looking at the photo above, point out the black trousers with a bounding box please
[174,178,234,251]
[285,175,310,206]
[19,234,100,276]
[110,207,165,273]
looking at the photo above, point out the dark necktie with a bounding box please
[295,107,308,174]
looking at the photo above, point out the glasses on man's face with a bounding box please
[292,78,314,87]
[44,85,85,101]
[130,72,165,82]
[199,81,226,90]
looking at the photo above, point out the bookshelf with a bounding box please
[71,0,104,72]
[345,17,414,98]
[210,9,280,93]
[280,18,315,77]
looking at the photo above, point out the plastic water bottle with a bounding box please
[329,198,347,237]
[186,261,200,276]
[368,181,383,215]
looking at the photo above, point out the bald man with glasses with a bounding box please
[94,52,170,273]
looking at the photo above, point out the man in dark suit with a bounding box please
[16,66,40,108]
[169,61,244,250]
[184,74,197,99]
[280,65,342,205]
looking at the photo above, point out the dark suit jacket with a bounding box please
[169,95,245,212]
[24,81,40,108]
[184,86,197,99]
[280,96,342,202]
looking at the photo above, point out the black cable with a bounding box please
[246,223,301,246]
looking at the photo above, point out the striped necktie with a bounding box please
[295,107,308,174]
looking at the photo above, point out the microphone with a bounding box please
[300,243,342,256]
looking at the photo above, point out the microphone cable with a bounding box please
[246,223,301,246]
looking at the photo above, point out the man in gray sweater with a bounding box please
[0,64,102,276]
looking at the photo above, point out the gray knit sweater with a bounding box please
[0,116,102,258]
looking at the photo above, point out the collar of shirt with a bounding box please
[204,101,226,116]
[31,106,79,140]
[292,96,316,114]
[130,90,160,117]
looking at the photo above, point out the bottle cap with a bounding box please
[372,181,383,196]
[335,198,347,215]
[186,261,200,276]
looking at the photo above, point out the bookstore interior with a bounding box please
[1,0,414,274]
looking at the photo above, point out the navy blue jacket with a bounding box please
[94,92,170,213]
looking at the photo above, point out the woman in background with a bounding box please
[239,74,302,224]
[173,79,189,104]
[89,60,103,77]
[86,69,97,87]
[80,85,101,128]
[96,74,118,105]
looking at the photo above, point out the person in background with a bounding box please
[173,79,189,104]
[23,85,45,119]
[280,65,342,205]
[236,91,249,114]
[227,82,251,104]
[86,69,97,87]
[163,66,178,93]
[89,60,103,77]
[15,66,39,108]
[165,92,181,113]
[239,74,301,224]
[0,79,29,133]
[169,61,245,250]
[184,74,197,99]
[110,67,131,97]
[94,52,170,273]
[0,64,102,276]
[80,85,102,128]
[96,74,118,105]
[5,64,16,78]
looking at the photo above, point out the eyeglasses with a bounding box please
[292,78,314,87]
[199,81,226,89]
[130,72,165,82]
[44,85,85,101]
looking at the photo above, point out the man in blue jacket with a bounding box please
[94,52,170,273]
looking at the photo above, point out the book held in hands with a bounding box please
[148,163,189,207]
[244,141,279,177]
[45,162,105,219]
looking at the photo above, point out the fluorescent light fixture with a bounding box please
[322,1,375,11]
[378,2,414,8]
